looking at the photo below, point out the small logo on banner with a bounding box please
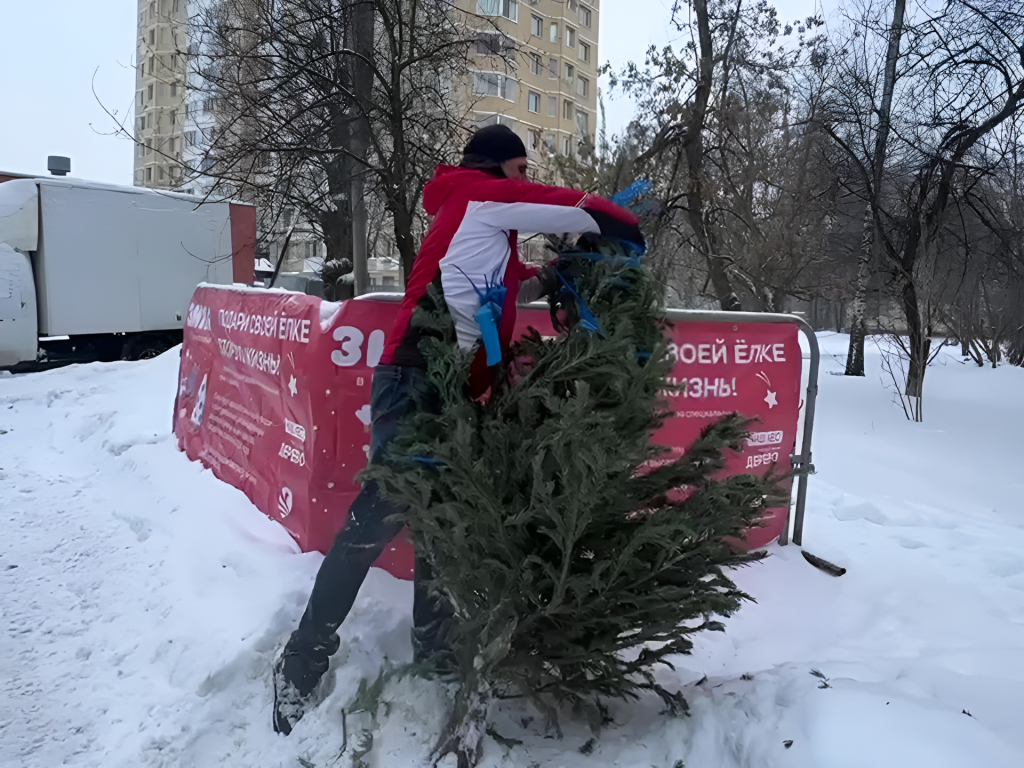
[190,374,208,427]
[756,371,778,409]
[279,443,306,466]
[186,303,212,331]
[746,430,784,447]
[278,487,293,518]
[285,419,307,442]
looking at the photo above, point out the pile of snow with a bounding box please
[2,336,1022,767]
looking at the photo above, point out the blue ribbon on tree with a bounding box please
[609,178,653,208]
[556,270,606,337]
[455,266,507,367]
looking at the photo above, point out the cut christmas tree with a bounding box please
[364,237,783,768]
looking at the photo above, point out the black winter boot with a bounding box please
[272,645,333,735]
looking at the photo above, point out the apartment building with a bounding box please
[134,0,188,189]
[465,0,600,167]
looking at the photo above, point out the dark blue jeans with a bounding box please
[284,364,448,665]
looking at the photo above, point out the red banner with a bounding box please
[174,287,800,580]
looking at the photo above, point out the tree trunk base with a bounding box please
[433,683,490,768]
[845,322,866,376]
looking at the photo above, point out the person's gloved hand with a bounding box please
[508,353,535,385]
[538,264,561,297]
[583,208,646,252]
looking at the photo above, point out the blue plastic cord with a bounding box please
[610,178,653,207]
[412,456,446,466]
[454,265,507,366]
[556,271,606,337]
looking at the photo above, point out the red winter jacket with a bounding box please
[380,165,639,390]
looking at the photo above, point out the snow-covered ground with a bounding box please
[2,335,1023,768]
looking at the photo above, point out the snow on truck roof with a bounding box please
[0,172,254,208]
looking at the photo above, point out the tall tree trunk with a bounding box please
[845,0,905,375]
[320,202,353,266]
[901,277,928,408]
[322,144,354,266]
[687,0,741,312]
[348,0,375,295]
[845,202,874,375]
[393,204,417,281]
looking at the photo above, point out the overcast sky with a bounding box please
[0,0,831,186]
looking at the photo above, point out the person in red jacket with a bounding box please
[272,125,643,735]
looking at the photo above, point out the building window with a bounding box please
[576,110,588,134]
[146,167,153,181]
[527,129,539,151]
[579,41,590,63]
[529,53,542,76]
[169,138,176,154]
[159,166,165,180]
[530,14,542,37]
[564,63,574,84]
[138,91,144,107]
[170,109,176,126]
[543,133,555,153]
[579,5,591,27]
[473,72,517,101]
[527,91,540,113]
[563,136,571,155]
[547,95,557,117]
[549,23,558,43]
[548,58,557,78]
[146,140,153,155]
[477,0,517,22]
[147,84,153,100]
[475,32,514,57]
[476,114,516,130]
[170,83,177,97]
[577,76,588,97]
[382,275,396,287]
[566,27,576,49]
[563,99,573,120]
[149,28,155,44]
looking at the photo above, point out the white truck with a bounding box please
[0,176,255,370]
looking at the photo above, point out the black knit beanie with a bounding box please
[462,124,527,165]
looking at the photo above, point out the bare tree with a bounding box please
[821,0,907,376]
[612,0,833,311]
[186,0,491,283]
[822,1,1024,407]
